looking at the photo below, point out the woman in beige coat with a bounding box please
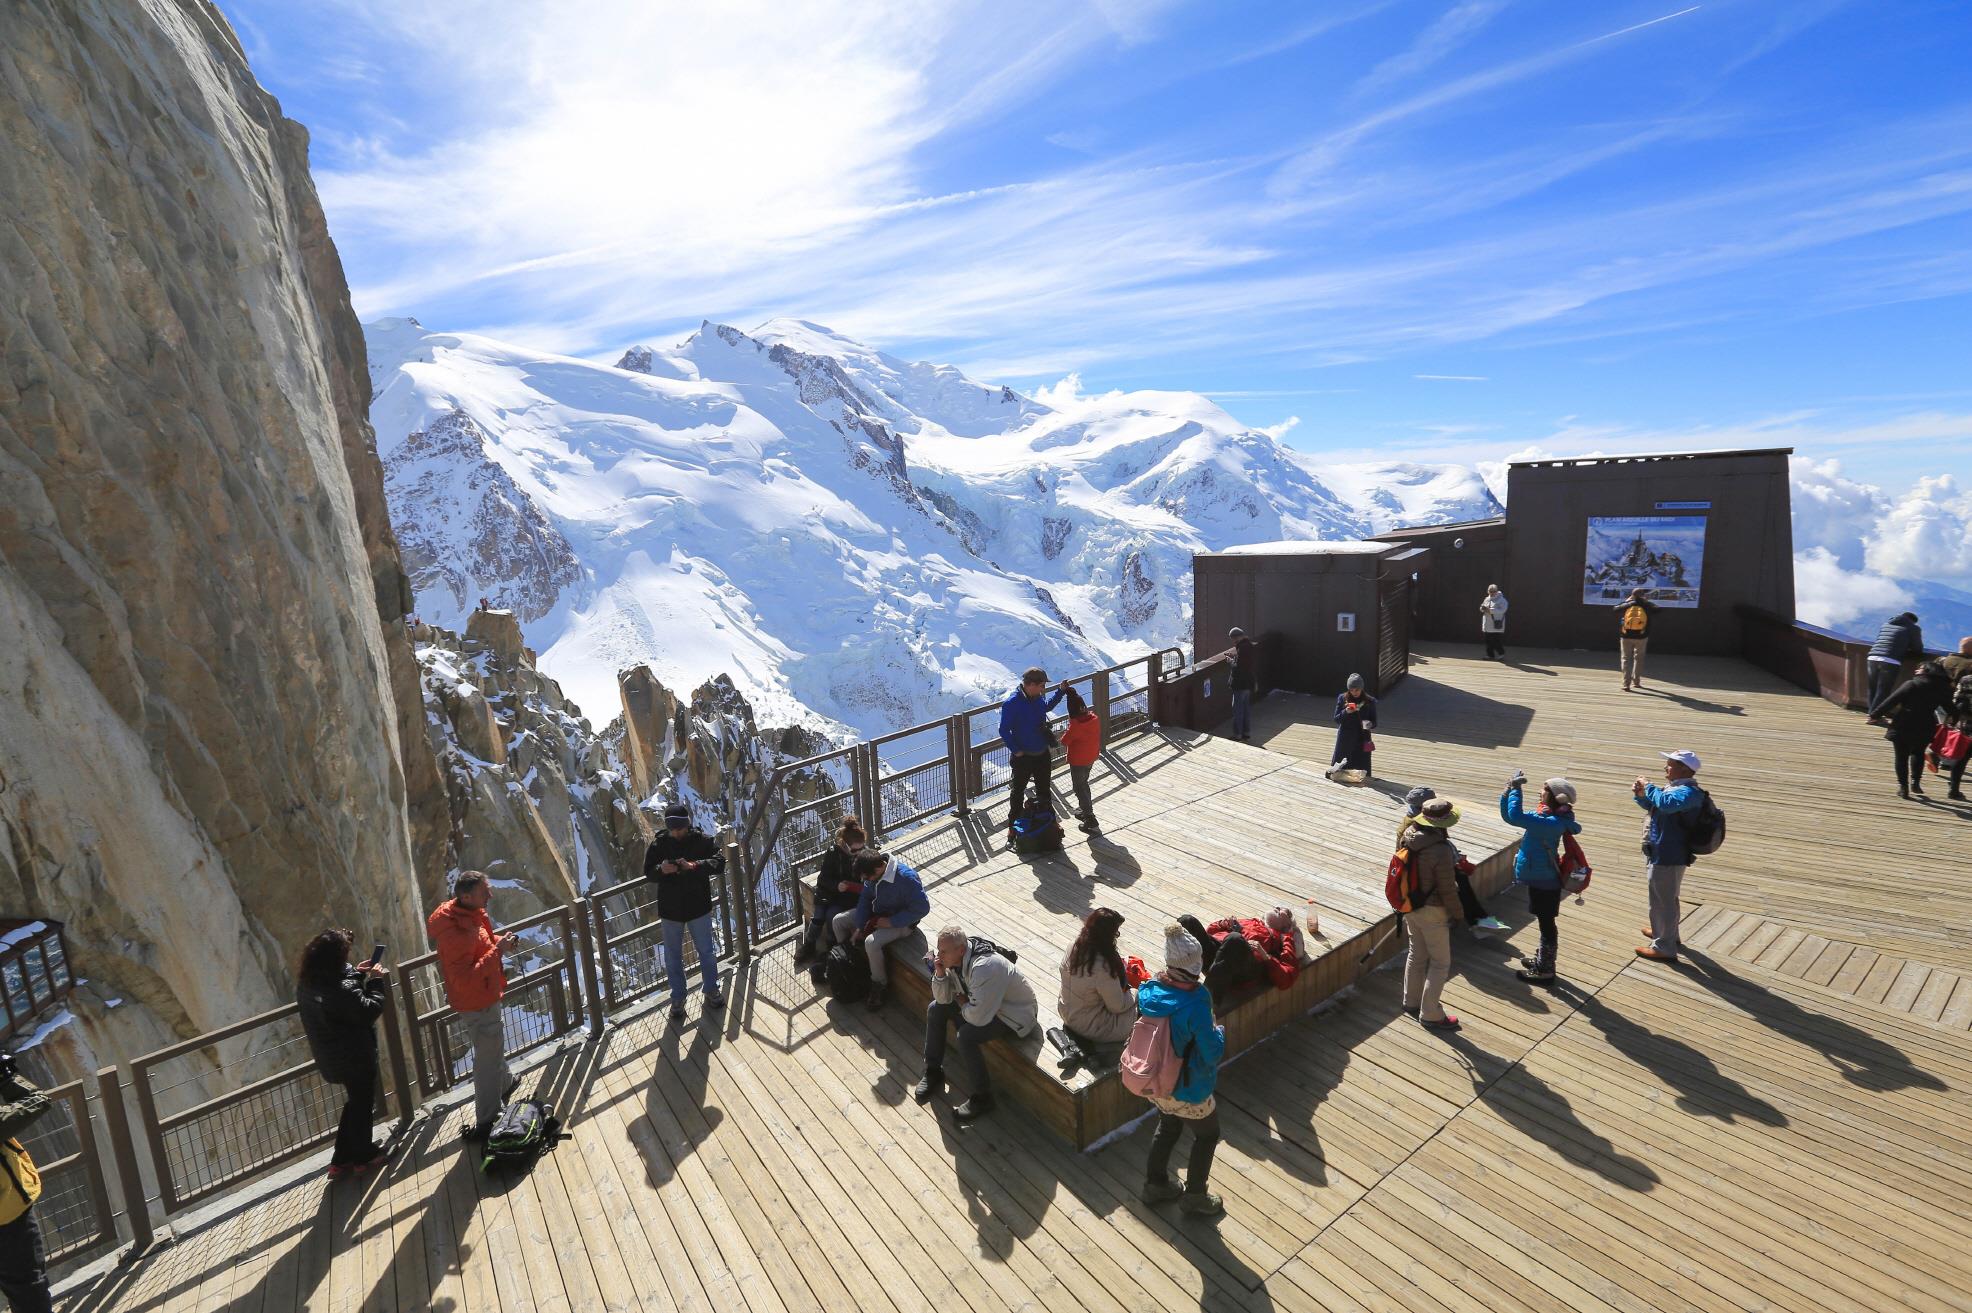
[1057,907,1138,1043]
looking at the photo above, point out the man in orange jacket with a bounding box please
[426,871,519,1139]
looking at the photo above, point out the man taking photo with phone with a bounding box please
[427,870,521,1141]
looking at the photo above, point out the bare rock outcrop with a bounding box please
[0,0,447,1081]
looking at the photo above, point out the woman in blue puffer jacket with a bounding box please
[1500,774,1581,985]
[1134,923,1227,1218]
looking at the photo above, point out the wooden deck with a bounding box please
[62,646,1972,1312]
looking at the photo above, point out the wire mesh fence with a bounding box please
[589,877,730,1011]
[14,1079,115,1264]
[398,905,583,1098]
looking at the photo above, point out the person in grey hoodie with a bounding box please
[914,924,1039,1123]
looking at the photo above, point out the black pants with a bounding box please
[0,1209,51,1313]
[1177,916,1217,973]
[1951,754,1968,796]
[1069,764,1096,821]
[1483,631,1505,659]
[333,1068,379,1165]
[1455,868,1488,924]
[1867,662,1900,714]
[1527,887,1561,972]
[925,1004,1011,1094]
[1894,746,1927,792]
[1147,1105,1221,1192]
[1006,752,1053,828]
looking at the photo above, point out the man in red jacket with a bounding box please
[426,871,520,1139]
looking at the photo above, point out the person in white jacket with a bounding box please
[913,924,1039,1123]
[1480,584,1509,659]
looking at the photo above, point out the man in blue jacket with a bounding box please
[831,852,931,1010]
[1634,749,1703,963]
[998,667,1065,845]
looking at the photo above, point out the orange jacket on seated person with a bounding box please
[1204,914,1302,990]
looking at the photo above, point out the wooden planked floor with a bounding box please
[60,646,1972,1312]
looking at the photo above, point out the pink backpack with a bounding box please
[1119,1013,1182,1099]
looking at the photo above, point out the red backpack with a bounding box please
[1384,847,1418,913]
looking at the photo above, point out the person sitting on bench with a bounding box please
[829,851,930,1010]
[1057,907,1138,1046]
[914,924,1039,1124]
[796,816,868,965]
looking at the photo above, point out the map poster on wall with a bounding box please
[1581,515,1705,608]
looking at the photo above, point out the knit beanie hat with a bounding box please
[1163,922,1203,977]
[1543,777,1578,806]
[1403,786,1436,816]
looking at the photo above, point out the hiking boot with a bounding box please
[1516,968,1556,985]
[706,990,726,1009]
[913,1070,945,1104]
[1898,786,1910,799]
[1519,955,1541,970]
[865,984,887,1010]
[1951,791,1967,801]
[1078,819,1098,834]
[1141,1177,1183,1204]
[1911,782,1926,796]
[670,1005,688,1022]
[952,1092,996,1123]
[1179,1191,1225,1218]
[793,936,817,965]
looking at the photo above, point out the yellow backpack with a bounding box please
[1620,603,1650,637]
[0,1139,41,1225]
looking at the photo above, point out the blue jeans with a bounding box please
[1231,689,1251,738]
[663,913,720,1007]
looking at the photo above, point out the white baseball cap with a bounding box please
[1661,749,1702,773]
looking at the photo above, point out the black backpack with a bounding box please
[479,1098,562,1173]
[967,935,1019,966]
[1683,789,1726,857]
[823,942,871,997]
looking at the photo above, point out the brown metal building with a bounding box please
[1202,447,1796,685]
[1192,541,1428,696]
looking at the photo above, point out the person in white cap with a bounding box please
[1634,750,1703,962]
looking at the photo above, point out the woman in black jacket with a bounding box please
[1878,661,1952,799]
[795,817,868,965]
[296,929,390,1177]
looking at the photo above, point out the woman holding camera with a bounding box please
[296,929,391,1178]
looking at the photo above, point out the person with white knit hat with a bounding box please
[1134,924,1227,1217]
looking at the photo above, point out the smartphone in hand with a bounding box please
[371,943,387,967]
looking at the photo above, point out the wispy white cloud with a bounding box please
[1260,416,1302,439]
[1415,374,1489,381]
[1351,0,1513,100]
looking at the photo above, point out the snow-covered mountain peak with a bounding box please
[368,317,1501,736]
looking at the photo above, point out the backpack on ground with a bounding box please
[480,1098,562,1173]
[1683,789,1726,857]
[1620,603,1650,637]
[1011,800,1064,854]
[823,942,871,997]
[1384,847,1418,913]
[1119,1013,1187,1099]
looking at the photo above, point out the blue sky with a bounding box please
[222,0,1972,496]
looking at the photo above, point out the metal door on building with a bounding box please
[1377,578,1411,693]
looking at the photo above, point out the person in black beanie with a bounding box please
[646,803,727,1021]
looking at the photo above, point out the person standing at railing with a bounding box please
[0,1050,53,1313]
[644,804,728,1023]
[795,817,869,967]
[1227,627,1257,740]
[1061,688,1103,834]
[1864,611,1924,718]
[296,929,391,1179]
[427,871,520,1141]
[998,667,1065,847]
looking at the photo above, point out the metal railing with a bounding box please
[0,921,73,1044]
[21,645,1199,1270]
[126,983,416,1215]
[15,1077,116,1265]
[733,648,1182,946]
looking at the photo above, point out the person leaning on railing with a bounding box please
[296,929,392,1180]
[0,1048,53,1313]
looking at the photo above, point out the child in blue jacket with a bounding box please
[1135,923,1227,1218]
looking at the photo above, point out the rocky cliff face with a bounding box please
[0,0,447,1077]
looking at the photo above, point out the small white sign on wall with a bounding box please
[1203,678,1213,699]
[1336,612,1357,633]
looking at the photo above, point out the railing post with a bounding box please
[1093,670,1110,726]
[725,840,751,963]
[589,892,619,1018]
[548,972,569,1037]
[949,716,968,816]
[95,1066,151,1255]
[1147,650,1166,724]
[575,896,607,1035]
[396,961,436,1098]
[863,742,884,838]
[126,1059,178,1217]
[378,980,419,1127]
